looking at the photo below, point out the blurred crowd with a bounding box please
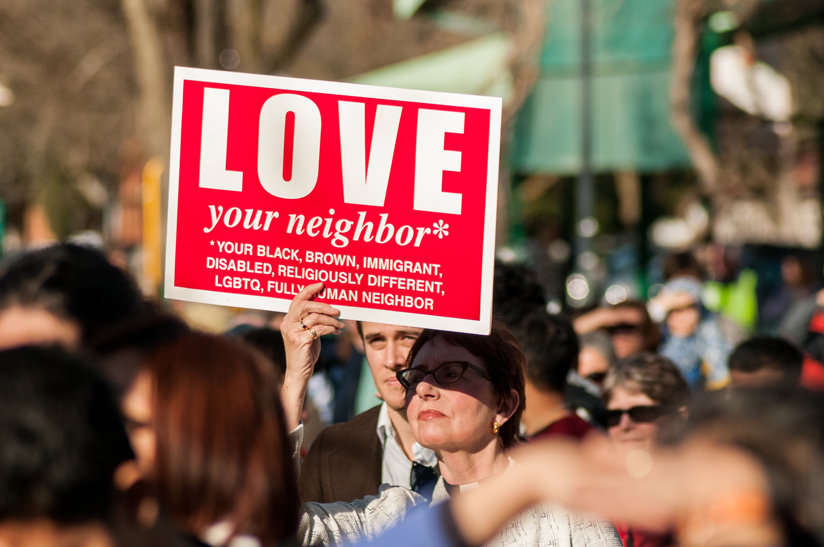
[0,242,823,547]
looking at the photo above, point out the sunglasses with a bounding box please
[605,323,642,335]
[604,405,672,428]
[396,361,491,390]
[585,371,607,385]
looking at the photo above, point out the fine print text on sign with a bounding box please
[165,67,501,334]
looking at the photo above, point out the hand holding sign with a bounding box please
[280,282,344,430]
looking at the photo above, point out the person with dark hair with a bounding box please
[680,388,824,545]
[661,249,705,281]
[98,311,421,547]
[512,310,595,440]
[728,335,804,389]
[231,325,328,454]
[282,284,621,546]
[492,262,604,433]
[113,330,303,546]
[0,345,132,546]
[0,243,146,349]
[574,299,660,359]
[234,326,289,385]
[760,252,818,334]
[401,325,525,452]
[577,330,616,389]
[491,259,546,327]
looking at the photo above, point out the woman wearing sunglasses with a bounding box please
[602,352,689,546]
[284,284,621,546]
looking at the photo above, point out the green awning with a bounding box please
[511,0,691,174]
[349,32,512,99]
[393,0,427,19]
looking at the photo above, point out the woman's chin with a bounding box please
[414,433,445,450]
[616,437,654,453]
[412,425,453,451]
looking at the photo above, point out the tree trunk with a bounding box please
[194,0,219,68]
[121,0,170,159]
[670,0,720,198]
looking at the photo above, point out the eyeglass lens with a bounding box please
[398,361,484,389]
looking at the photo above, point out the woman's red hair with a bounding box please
[147,331,299,545]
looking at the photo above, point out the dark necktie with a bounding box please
[410,462,438,500]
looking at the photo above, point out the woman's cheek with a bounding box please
[405,396,420,426]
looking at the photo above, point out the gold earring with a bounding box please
[492,422,500,435]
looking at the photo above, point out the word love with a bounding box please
[199,88,464,215]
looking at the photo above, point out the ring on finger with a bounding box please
[300,320,308,330]
[310,328,318,341]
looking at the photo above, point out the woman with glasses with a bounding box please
[397,328,523,463]
[602,351,689,546]
[284,283,621,546]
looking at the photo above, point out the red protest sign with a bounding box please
[165,67,501,334]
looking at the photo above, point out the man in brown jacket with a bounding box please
[299,322,439,502]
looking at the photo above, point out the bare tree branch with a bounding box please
[228,0,262,72]
[670,0,720,196]
[121,0,170,158]
[502,0,544,126]
[194,0,218,68]
[264,0,323,73]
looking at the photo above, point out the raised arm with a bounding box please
[573,306,638,334]
[280,282,345,431]
[451,436,771,546]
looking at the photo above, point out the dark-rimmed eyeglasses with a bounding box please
[396,361,491,390]
[604,405,672,428]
